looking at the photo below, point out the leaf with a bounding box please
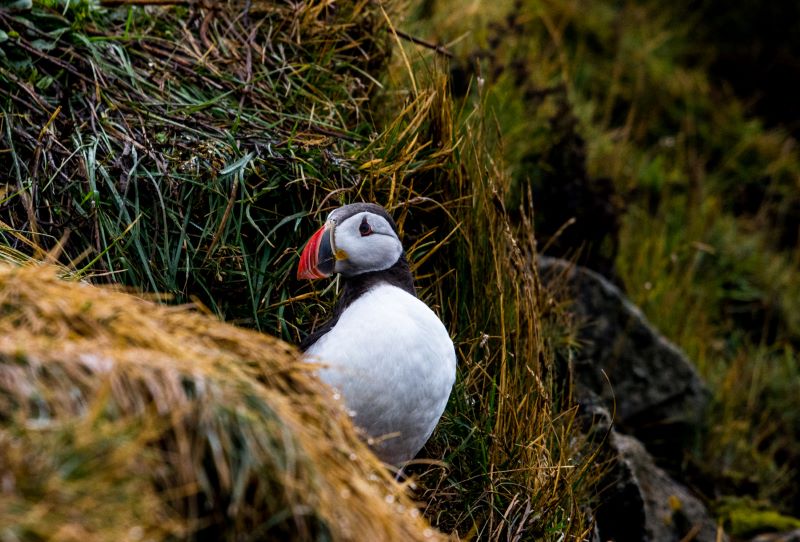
[1,0,32,11]
[219,152,254,176]
[265,211,306,242]
[30,38,56,52]
[35,75,54,90]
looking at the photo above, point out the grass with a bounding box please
[9,0,798,538]
[408,90,601,539]
[0,260,440,541]
[403,0,800,532]
[1,0,601,540]
[1,0,392,335]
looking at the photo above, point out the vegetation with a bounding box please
[1,0,598,539]
[2,0,800,539]
[0,259,439,541]
[405,0,800,534]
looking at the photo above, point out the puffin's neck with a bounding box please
[300,254,415,351]
[339,254,416,307]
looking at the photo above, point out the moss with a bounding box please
[717,498,800,538]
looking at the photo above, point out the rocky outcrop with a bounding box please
[613,432,720,542]
[539,257,722,542]
[580,398,722,542]
[538,256,709,469]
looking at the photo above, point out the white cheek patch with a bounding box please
[350,235,402,271]
[333,213,403,275]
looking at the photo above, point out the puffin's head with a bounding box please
[297,203,403,280]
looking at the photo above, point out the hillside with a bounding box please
[2,0,799,540]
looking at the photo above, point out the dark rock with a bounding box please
[590,413,648,541]
[515,94,623,280]
[576,397,641,540]
[578,400,722,542]
[752,530,800,542]
[540,256,723,540]
[612,432,722,542]
[523,119,622,280]
[538,256,709,471]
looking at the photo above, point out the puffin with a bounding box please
[296,203,456,465]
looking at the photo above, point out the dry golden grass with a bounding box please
[0,261,444,541]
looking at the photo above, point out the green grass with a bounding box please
[405,0,800,530]
[1,0,392,337]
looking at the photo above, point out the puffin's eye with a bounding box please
[359,217,373,237]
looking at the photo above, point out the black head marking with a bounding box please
[327,202,400,233]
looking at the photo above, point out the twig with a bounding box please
[392,29,453,58]
[308,125,360,143]
[13,39,93,84]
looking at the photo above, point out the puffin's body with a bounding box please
[297,203,456,465]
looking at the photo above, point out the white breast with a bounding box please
[305,284,457,465]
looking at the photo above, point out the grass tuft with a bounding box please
[0,262,443,541]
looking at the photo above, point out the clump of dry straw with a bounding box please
[0,261,443,541]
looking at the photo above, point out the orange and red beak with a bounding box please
[297,222,336,280]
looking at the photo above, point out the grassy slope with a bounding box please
[404,0,800,535]
[9,0,798,538]
[1,1,598,540]
[1,0,396,338]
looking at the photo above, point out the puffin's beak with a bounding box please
[297,222,336,280]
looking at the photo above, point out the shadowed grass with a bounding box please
[1,0,393,335]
